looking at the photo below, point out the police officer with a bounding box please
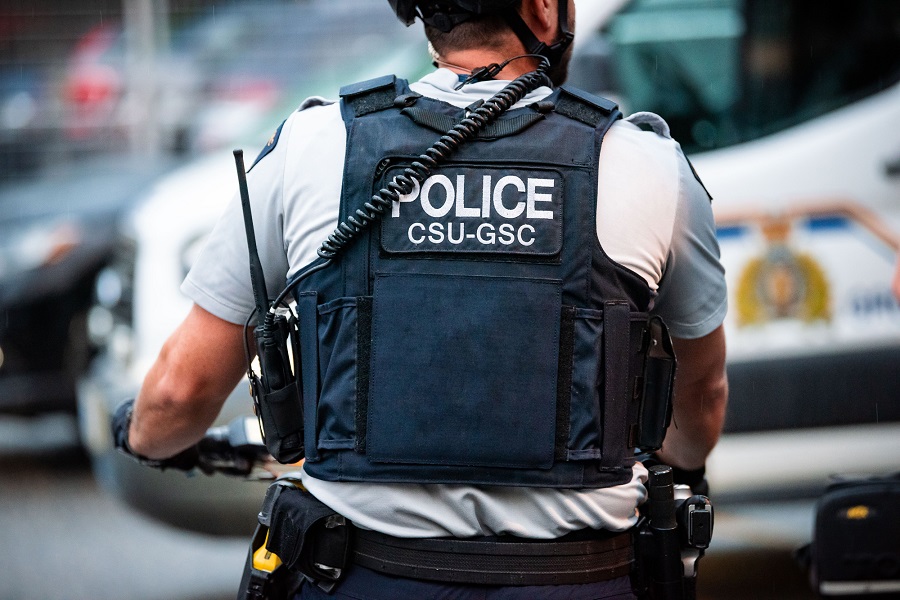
[116,1,728,598]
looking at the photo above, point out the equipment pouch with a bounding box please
[635,317,676,452]
[266,480,352,590]
[255,310,305,464]
[258,383,304,463]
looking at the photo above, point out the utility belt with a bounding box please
[237,476,634,599]
[354,528,633,586]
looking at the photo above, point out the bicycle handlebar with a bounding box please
[195,416,298,480]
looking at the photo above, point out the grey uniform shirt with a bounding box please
[183,69,727,538]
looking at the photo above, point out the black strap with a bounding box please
[340,75,400,117]
[296,291,320,462]
[555,86,619,128]
[601,302,631,468]
[502,7,545,59]
[352,529,633,586]
[555,306,576,461]
[501,2,573,67]
[355,296,373,453]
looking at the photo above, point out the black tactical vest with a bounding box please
[288,75,667,488]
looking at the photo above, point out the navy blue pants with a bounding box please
[295,564,636,600]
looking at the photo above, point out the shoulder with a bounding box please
[601,112,710,214]
[249,98,343,172]
[595,112,706,291]
[599,113,684,216]
[282,98,346,170]
[602,113,680,175]
[286,97,343,139]
[286,98,345,146]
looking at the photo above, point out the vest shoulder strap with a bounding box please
[555,85,621,133]
[339,75,408,119]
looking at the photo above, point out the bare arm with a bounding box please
[128,304,249,459]
[654,324,728,471]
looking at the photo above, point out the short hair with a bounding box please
[424,3,521,57]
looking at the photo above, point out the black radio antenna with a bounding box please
[233,150,270,319]
[232,150,302,461]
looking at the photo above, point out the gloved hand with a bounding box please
[669,463,709,497]
[111,399,200,472]
[642,453,710,497]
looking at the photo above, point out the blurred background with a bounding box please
[1,0,898,598]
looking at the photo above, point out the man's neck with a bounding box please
[435,47,541,81]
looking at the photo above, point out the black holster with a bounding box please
[237,476,352,600]
[632,466,713,600]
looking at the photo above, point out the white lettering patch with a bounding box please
[381,165,564,255]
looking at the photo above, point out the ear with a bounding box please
[519,0,556,41]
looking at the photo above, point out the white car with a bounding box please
[79,0,900,538]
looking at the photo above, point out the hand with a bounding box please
[669,463,709,497]
[642,453,710,497]
[111,399,200,472]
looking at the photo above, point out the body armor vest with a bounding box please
[288,76,672,488]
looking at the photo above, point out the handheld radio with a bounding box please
[234,150,305,464]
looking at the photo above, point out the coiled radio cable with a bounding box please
[320,59,550,261]
[265,57,551,310]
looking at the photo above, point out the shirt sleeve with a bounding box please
[179,116,294,325]
[651,150,728,339]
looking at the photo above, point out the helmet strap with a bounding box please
[502,0,573,68]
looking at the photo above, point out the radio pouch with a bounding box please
[256,382,304,464]
[635,316,677,452]
[253,311,305,464]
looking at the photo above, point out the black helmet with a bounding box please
[388,1,519,31]
[388,0,573,67]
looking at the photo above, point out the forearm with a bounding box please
[654,325,728,470]
[656,373,728,469]
[127,304,249,459]
[129,352,227,460]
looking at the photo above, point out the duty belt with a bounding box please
[352,528,634,585]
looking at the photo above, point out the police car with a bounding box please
[78,0,900,543]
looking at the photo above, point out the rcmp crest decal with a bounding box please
[736,216,830,326]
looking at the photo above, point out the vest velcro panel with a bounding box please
[367,272,561,469]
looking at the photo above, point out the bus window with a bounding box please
[569,0,900,153]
